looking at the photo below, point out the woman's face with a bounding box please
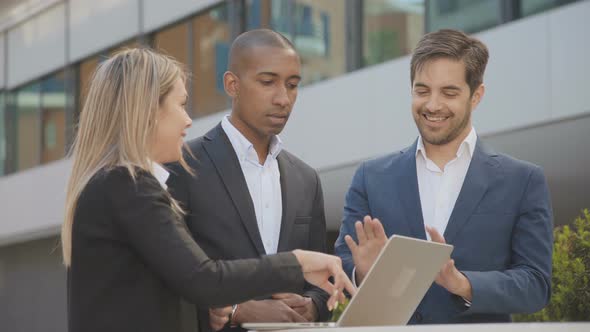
[151,78,192,164]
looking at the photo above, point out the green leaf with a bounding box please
[515,209,590,322]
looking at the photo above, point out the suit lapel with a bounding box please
[444,139,499,244]
[277,152,298,252]
[395,140,427,239]
[202,124,266,255]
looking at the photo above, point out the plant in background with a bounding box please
[515,209,590,322]
[330,297,350,322]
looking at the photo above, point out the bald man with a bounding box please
[167,29,330,332]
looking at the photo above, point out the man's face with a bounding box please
[411,57,483,146]
[228,46,301,141]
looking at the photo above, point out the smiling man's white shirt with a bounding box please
[416,127,477,240]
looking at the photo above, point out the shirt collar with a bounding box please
[268,135,283,159]
[152,162,170,190]
[221,114,283,163]
[416,127,477,160]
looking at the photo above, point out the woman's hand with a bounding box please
[291,250,357,311]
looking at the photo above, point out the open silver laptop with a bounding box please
[242,235,453,330]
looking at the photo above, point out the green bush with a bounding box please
[515,209,590,322]
[330,297,350,322]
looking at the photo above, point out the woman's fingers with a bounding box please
[293,250,356,311]
[335,269,357,297]
[328,258,357,304]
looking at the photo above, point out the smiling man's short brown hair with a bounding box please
[411,29,489,96]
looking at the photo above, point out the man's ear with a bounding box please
[471,83,485,109]
[223,71,239,98]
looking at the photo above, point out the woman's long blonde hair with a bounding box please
[62,48,191,266]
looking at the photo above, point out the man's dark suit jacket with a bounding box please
[167,123,330,332]
[68,167,305,332]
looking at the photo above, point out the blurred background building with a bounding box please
[0,0,588,330]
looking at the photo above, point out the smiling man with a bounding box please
[335,29,553,324]
[167,29,330,332]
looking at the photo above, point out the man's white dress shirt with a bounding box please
[222,115,283,254]
[416,128,477,240]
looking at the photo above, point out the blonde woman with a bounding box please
[63,48,354,332]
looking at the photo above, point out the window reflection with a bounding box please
[0,93,5,175]
[427,0,502,33]
[78,56,100,121]
[247,0,347,86]
[363,0,424,67]
[3,93,16,174]
[520,0,579,17]
[192,4,231,117]
[154,22,191,115]
[154,22,189,66]
[15,83,41,171]
[41,72,67,164]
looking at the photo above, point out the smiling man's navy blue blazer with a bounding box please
[335,138,553,324]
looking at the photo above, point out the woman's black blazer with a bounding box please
[67,167,304,332]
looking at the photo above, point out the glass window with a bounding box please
[64,68,77,152]
[154,22,190,67]
[427,0,502,33]
[0,92,5,175]
[78,56,100,120]
[3,93,17,175]
[247,0,271,29]
[520,0,579,17]
[154,21,193,115]
[363,0,424,67]
[247,0,347,86]
[40,72,67,164]
[14,82,41,172]
[192,4,231,117]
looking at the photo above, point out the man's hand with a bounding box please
[232,299,306,324]
[426,226,473,301]
[209,306,233,331]
[272,293,318,322]
[344,216,388,284]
